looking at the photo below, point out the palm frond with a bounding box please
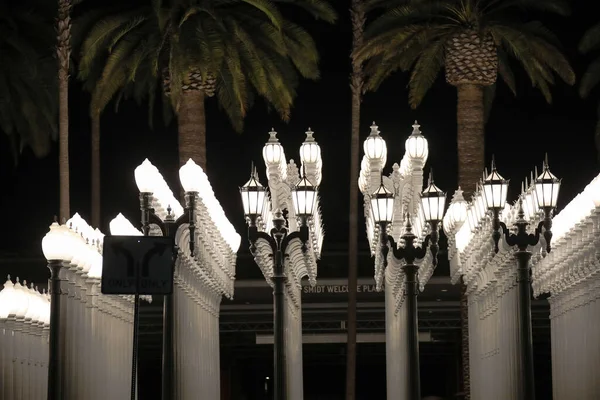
[580,57,600,98]
[273,0,337,23]
[579,22,600,54]
[408,40,445,108]
[483,0,571,17]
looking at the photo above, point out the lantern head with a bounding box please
[405,121,428,162]
[262,129,284,165]
[420,171,446,222]
[363,122,387,162]
[240,166,267,219]
[483,159,509,210]
[300,128,321,164]
[292,174,317,217]
[370,179,395,224]
[535,155,561,210]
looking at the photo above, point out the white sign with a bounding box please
[302,284,381,294]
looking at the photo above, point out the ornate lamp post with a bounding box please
[240,167,316,400]
[132,158,238,400]
[371,173,446,400]
[483,157,560,400]
[41,222,71,400]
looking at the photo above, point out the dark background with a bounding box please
[0,0,597,398]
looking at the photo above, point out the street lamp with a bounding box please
[371,172,445,400]
[41,221,72,400]
[132,158,239,400]
[242,128,324,400]
[530,173,600,398]
[482,157,560,400]
[240,167,314,400]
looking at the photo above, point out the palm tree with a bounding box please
[78,0,336,171]
[356,2,574,398]
[579,20,600,162]
[72,4,149,228]
[57,0,72,222]
[0,1,57,163]
[346,1,365,399]
[356,0,575,198]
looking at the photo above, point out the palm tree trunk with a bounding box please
[456,84,484,200]
[178,90,207,169]
[91,112,101,228]
[346,2,365,399]
[57,0,71,223]
[456,83,484,400]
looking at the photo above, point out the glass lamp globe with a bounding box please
[370,180,395,223]
[483,160,509,209]
[535,158,561,209]
[42,222,71,261]
[448,188,468,227]
[405,121,428,162]
[263,129,284,165]
[0,277,16,319]
[134,158,157,193]
[13,279,30,318]
[292,175,317,217]
[24,285,38,321]
[300,129,321,164]
[363,123,387,162]
[179,159,206,193]
[588,176,600,207]
[420,173,446,222]
[88,252,103,279]
[240,168,267,218]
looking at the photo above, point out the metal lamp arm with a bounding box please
[534,219,553,253]
[147,212,167,235]
[248,226,278,256]
[492,221,514,252]
[281,225,309,255]
[494,220,546,253]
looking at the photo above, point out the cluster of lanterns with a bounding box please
[0,276,50,400]
[240,129,325,258]
[369,174,446,229]
[448,159,561,255]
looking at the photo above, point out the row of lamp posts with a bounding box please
[0,118,576,400]
[0,157,238,400]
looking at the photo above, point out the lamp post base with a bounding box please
[515,251,535,400]
[47,260,63,400]
[403,263,421,400]
[273,270,286,400]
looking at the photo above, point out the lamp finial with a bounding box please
[369,122,380,136]
[267,128,279,142]
[412,121,421,135]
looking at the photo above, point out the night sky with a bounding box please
[1,0,598,258]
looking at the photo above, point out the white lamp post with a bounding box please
[41,221,71,400]
[0,277,50,400]
[129,158,239,400]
